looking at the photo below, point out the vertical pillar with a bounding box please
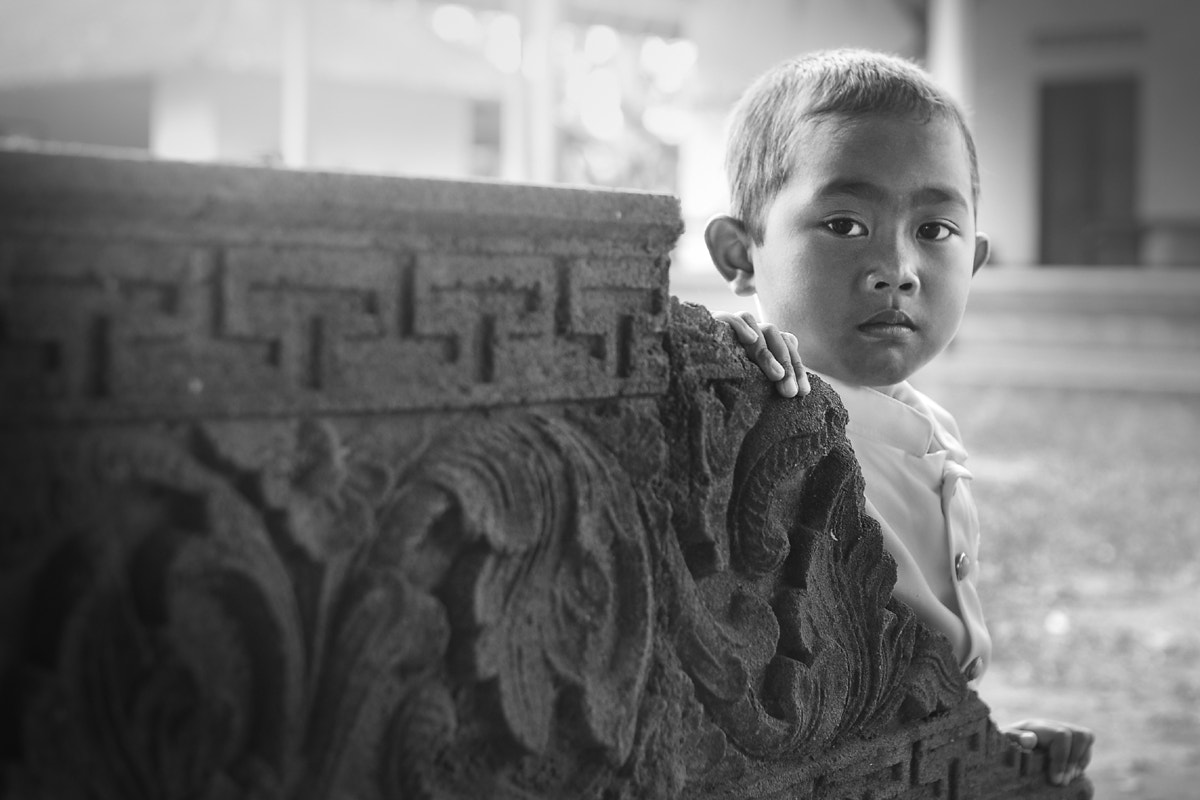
[281,0,311,167]
[500,0,528,181]
[500,0,560,182]
[523,0,559,183]
[926,0,973,111]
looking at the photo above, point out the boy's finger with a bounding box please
[731,311,762,344]
[762,326,797,396]
[719,311,786,382]
[733,314,781,380]
[1044,729,1072,785]
[734,321,784,382]
[749,338,785,381]
[715,312,757,345]
[782,332,811,395]
[1005,730,1038,752]
[1067,727,1094,771]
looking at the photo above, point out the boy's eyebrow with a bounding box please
[816,179,969,209]
[910,185,970,209]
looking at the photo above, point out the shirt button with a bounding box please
[964,656,984,681]
[955,552,972,581]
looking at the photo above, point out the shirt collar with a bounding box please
[813,371,937,457]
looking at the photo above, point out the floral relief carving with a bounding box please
[3,430,302,798]
[381,414,657,786]
[0,423,451,800]
[658,303,969,774]
[0,302,1080,799]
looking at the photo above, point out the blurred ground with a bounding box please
[672,269,1200,800]
[939,384,1200,800]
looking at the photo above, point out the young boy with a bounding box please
[704,48,1093,786]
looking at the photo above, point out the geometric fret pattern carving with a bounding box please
[218,244,403,393]
[1,239,207,404]
[0,147,1092,800]
[0,151,674,423]
[1,239,668,421]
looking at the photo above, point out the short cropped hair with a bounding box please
[724,48,980,245]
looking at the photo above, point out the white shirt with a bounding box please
[817,373,992,683]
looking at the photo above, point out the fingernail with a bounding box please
[1052,772,1065,786]
[782,377,797,397]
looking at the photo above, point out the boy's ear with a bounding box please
[972,232,991,275]
[705,215,757,296]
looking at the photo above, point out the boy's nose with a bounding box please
[864,235,916,293]
[866,269,919,293]
[866,236,920,292]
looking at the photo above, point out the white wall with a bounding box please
[971,0,1200,265]
[310,81,473,178]
[153,71,223,161]
[150,69,477,178]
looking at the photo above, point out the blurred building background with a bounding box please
[4,0,1199,270]
[2,0,1198,390]
[2,1,1198,378]
[2,0,1200,388]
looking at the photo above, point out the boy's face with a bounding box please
[742,112,988,387]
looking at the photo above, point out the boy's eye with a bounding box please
[824,218,867,237]
[917,222,953,241]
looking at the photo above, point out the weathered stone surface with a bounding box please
[0,147,1092,799]
[0,147,676,421]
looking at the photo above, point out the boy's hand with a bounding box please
[1003,719,1095,786]
[714,311,810,398]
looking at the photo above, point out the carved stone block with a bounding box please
[0,147,1091,799]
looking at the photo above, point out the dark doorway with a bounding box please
[1039,77,1139,265]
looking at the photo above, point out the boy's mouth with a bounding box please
[858,309,916,332]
